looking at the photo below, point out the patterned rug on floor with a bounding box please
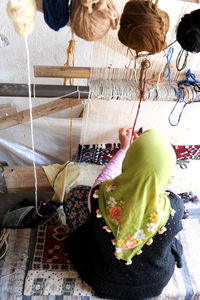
[23,213,200,299]
[24,212,93,297]
[75,144,200,165]
[0,228,31,300]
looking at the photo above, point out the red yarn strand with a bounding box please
[130,71,147,144]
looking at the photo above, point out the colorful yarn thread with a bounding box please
[130,59,150,143]
[163,47,200,126]
[63,36,75,160]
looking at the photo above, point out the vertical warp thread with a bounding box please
[25,36,41,216]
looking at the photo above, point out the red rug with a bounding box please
[29,212,72,271]
[76,144,200,164]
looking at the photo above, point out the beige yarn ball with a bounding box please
[7,0,36,36]
[70,0,119,41]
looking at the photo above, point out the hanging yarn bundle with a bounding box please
[118,0,169,54]
[7,0,36,36]
[176,9,200,71]
[177,9,200,53]
[70,0,119,41]
[42,0,70,31]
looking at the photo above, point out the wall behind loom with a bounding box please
[0,0,90,165]
[0,0,200,169]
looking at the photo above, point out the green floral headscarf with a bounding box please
[97,129,176,264]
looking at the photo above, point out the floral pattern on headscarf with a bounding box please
[97,129,176,264]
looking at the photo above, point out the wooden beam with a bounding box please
[180,0,198,2]
[34,66,91,79]
[0,98,82,130]
[0,104,17,118]
[0,83,89,98]
[4,166,52,194]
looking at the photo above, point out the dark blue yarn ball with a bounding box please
[177,9,200,53]
[43,0,70,31]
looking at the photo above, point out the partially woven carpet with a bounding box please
[76,144,200,165]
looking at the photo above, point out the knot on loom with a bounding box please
[118,0,169,54]
[177,9,200,53]
[139,58,151,96]
[70,0,119,41]
[141,58,151,70]
[7,0,36,36]
[81,0,106,14]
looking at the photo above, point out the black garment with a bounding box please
[65,188,184,300]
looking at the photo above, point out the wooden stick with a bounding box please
[4,166,52,193]
[0,98,82,130]
[34,66,91,79]
[0,83,89,98]
[0,103,17,118]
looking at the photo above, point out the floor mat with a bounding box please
[23,216,200,299]
[0,228,31,300]
[24,212,93,297]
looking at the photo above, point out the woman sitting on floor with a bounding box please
[64,127,184,300]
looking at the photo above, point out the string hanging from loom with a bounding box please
[63,34,75,160]
[25,36,41,216]
[63,36,75,86]
[163,47,200,126]
[176,48,189,72]
[7,0,42,216]
[130,59,150,143]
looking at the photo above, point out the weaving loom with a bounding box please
[1,0,200,298]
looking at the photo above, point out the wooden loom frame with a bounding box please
[0,65,197,194]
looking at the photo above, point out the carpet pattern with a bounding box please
[23,217,200,299]
[1,214,199,299]
[29,213,70,272]
[76,144,200,165]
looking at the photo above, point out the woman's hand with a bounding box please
[119,127,138,151]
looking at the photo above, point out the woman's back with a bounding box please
[65,189,184,300]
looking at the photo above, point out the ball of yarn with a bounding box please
[43,0,70,31]
[7,0,36,36]
[70,0,119,41]
[177,9,200,53]
[118,0,169,54]
[36,0,43,12]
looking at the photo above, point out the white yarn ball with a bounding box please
[7,0,36,36]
